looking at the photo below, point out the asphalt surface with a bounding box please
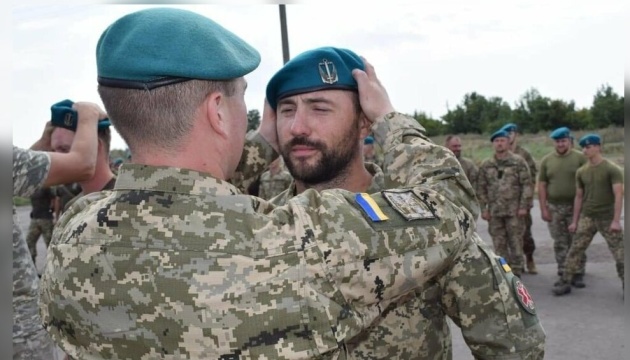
[17,200,625,359]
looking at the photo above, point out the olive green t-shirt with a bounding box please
[538,149,587,204]
[576,158,624,219]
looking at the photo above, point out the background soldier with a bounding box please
[12,102,100,360]
[538,127,587,287]
[501,122,539,274]
[445,134,479,192]
[477,129,533,276]
[25,186,56,264]
[362,135,383,167]
[553,134,624,296]
[258,157,292,200]
[53,182,82,219]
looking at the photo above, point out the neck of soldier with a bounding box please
[79,158,115,194]
[294,158,373,194]
[588,152,604,166]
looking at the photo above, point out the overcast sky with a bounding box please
[11,1,626,151]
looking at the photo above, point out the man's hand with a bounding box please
[72,101,104,124]
[352,57,395,122]
[257,99,279,153]
[30,121,56,151]
[541,206,551,222]
[609,220,622,232]
[568,222,577,233]
[481,210,490,221]
[517,208,528,217]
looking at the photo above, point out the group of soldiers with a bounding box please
[444,124,624,294]
[10,6,620,360]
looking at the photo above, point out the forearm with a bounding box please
[538,183,548,209]
[571,194,583,224]
[613,192,623,222]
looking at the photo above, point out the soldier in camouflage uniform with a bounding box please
[501,123,539,274]
[553,134,624,296]
[39,9,545,360]
[538,127,587,287]
[258,158,292,200]
[265,47,544,359]
[12,102,101,360]
[362,135,383,168]
[477,129,533,276]
[25,186,56,263]
[445,134,479,193]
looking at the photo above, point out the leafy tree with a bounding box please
[590,84,623,128]
[442,92,512,134]
[247,109,261,132]
[412,111,447,137]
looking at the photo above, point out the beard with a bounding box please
[280,121,360,185]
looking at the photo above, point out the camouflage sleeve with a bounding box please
[522,149,537,180]
[476,162,488,212]
[519,158,533,210]
[371,112,479,219]
[12,145,51,197]
[440,233,546,359]
[469,162,479,194]
[230,131,278,192]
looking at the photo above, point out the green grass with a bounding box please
[13,197,31,207]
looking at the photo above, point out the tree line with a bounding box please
[246,84,623,137]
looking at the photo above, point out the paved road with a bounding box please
[17,201,625,359]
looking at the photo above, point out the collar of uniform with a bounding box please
[114,163,241,196]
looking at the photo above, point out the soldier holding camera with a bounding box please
[477,129,533,276]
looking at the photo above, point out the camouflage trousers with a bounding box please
[25,218,53,263]
[562,215,624,283]
[522,211,536,259]
[13,328,56,360]
[489,215,525,274]
[548,203,586,275]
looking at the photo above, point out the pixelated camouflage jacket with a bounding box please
[477,152,533,217]
[514,144,537,207]
[13,147,51,341]
[271,120,544,359]
[40,113,543,359]
[258,169,293,200]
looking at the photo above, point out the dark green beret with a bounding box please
[96,7,260,90]
[550,127,571,140]
[266,46,365,109]
[491,129,510,142]
[500,123,518,133]
[579,134,601,148]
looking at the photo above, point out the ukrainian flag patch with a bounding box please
[499,257,512,273]
[355,193,389,222]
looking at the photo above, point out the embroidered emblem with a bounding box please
[513,278,536,315]
[381,190,436,221]
[318,58,338,84]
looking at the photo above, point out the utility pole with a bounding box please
[279,5,290,64]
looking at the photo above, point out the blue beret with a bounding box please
[550,127,571,140]
[578,134,601,148]
[50,99,111,131]
[491,129,510,142]
[266,46,365,109]
[364,136,374,145]
[96,8,260,90]
[501,123,518,133]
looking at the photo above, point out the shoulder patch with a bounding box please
[381,190,436,221]
[512,277,536,315]
[355,193,389,222]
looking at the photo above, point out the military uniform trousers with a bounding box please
[562,215,624,283]
[522,210,536,258]
[488,215,525,274]
[548,203,586,276]
[13,327,56,360]
[25,218,53,263]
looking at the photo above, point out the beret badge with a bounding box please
[319,59,338,84]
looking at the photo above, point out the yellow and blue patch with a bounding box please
[355,193,389,222]
[499,257,512,273]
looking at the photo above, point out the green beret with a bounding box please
[550,127,571,140]
[266,46,365,109]
[500,123,518,133]
[96,8,260,90]
[491,129,510,142]
[579,133,601,148]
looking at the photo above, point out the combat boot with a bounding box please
[526,258,538,274]
[552,280,571,296]
[571,274,585,288]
